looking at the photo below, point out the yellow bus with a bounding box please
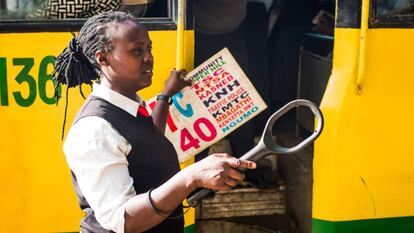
[1,0,414,232]
[0,0,196,232]
[298,0,414,232]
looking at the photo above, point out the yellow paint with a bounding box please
[176,0,186,69]
[180,156,195,226]
[313,28,414,221]
[355,0,370,94]
[0,29,194,232]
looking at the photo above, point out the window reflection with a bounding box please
[377,0,414,17]
[0,0,40,19]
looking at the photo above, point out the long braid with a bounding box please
[52,11,136,140]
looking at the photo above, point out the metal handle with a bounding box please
[187,189,213,207]
[187,99,324,207]
[260,99,324,155]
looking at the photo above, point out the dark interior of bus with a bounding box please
[191,0,335,232]
[191,1,335,233]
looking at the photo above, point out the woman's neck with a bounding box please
[99,78,139,102]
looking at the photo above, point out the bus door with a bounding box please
[313,0,414,232]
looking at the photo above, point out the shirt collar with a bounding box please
[91,83,144,117]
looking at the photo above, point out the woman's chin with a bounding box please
[139,73,153,87]
[145,79,152,87]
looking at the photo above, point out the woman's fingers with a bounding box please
[211,153,255,169]
[213,177,236,191]
[223,177,239,188]
[212,153,232,158]
[195,153,256,190]
[176,69,187,79]
[174,69,192,86]
[215,183,233,191]
[185,79,192,86]
[177,69,187,74]
[227,168,245,181]
[228,158,257,170]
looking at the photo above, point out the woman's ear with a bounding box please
[95,50,110,67]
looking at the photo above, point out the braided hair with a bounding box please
[52,11,136,139]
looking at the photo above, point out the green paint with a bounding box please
[184,224,195,233]
[312,216,414,233]
[12,58,36,107]
[0,57,8,106]
[38,56,58,104]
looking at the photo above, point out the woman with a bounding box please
[53,11,256,233]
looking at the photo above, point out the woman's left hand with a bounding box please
[161,69,192,97]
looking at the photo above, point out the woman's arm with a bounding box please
[124,153,257,233]
[64,117,136,233]
[66,119,256,233]
[152,69,190,133]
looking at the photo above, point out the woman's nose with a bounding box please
[143,51,153,62]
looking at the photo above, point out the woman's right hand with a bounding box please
[161,69,191,97]
[188,153,257,191]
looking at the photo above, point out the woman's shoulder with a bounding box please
[63,116,131,160]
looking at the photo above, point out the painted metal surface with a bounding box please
[0,29,195,232]
[313,26,414,231]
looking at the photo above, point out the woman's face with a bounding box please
[103,20,154,96]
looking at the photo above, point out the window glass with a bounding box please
[376,0,414,17]
[0,0,167,20]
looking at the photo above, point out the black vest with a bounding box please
[70,96,184,233]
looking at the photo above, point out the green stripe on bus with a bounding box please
[184,224,195,233]
[312,216,414,233]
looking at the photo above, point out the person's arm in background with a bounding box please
[27,0,90,19]
[93,0,121,16]
[151,69,190,134]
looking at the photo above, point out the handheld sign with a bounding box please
[147,48,267,162]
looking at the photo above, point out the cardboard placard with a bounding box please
[148,48,267,162]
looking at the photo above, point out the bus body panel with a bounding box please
[0,30,195,232]
[313,27,414,232]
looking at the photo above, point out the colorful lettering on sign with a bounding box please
[180,128,201,151]
[148,93,219,153]
[172,92,193,118]
[221,106,259,133]
[148,100,178,132]
[194,117,217,142]
[0,56,60,107]
[180,118,217,152]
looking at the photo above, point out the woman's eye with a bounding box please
[133,48,143,55]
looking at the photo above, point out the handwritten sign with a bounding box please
[148,48,267,162]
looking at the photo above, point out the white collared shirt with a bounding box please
[63,83,145,233]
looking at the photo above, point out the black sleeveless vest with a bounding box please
[70,96,184,233]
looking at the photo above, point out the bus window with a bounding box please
[0,0,38,19]
[0,0,166,20]
[371,0,414,27]
[0,0,174,31]
[377,0,414,17]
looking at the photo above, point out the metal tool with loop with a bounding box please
[187,99,324,207]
